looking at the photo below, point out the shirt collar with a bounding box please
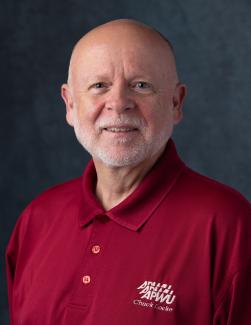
[79,139,186,231]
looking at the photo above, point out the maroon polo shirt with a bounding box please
[6,139,251,324]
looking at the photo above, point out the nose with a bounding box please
[105,83,135,113]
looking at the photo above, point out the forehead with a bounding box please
[70,38,174,83]
[80,43,159,69]
[69,23,177,81]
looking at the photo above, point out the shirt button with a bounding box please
[92,245,101,254]
[82,275,91,284]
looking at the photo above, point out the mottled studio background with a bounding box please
[1,0,251,323]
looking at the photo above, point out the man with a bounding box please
[6,19,251,324]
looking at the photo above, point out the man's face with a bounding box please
[62,26,186,167]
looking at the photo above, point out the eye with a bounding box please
[88,82,109,93]
[132,81,153,93]
[135,81,149,89]
[93,82,106,89]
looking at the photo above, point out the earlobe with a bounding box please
[61,84,74,127]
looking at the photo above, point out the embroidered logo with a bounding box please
[133,280,176,312]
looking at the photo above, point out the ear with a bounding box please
[61,83,75,127]
[172,83,187,125]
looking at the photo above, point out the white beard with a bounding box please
[72,111,172,167]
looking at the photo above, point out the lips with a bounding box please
[104,127,137,132]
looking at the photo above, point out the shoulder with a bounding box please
[175,166,251,241]
[12,176,83,239]
[6,176,84,273]
[180,167,251,216]
[29,176,83,209]
[179,168,251,278]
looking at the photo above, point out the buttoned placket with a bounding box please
[68,214,114,308]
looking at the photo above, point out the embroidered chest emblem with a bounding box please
[133,280,176,312]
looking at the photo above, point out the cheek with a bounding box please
[148,113,171,133]
[143,101,173,132]
[156,96,174,125]
[75,97,103,126]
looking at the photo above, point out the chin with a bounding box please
[92,146,155,167]
[75,128,170,167]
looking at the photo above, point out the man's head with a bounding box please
[61,19,187,167]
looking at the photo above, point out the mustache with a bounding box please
[96,116,146,130]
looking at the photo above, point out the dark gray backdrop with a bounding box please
[1,0,250,323]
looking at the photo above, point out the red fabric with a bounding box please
[6,139,251,324]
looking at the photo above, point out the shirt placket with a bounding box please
[69,213,112,308]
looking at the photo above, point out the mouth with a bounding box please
[103,126,138,133]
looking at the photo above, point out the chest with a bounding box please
[14,211,214,324]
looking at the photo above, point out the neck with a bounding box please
[93,146,165,211]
